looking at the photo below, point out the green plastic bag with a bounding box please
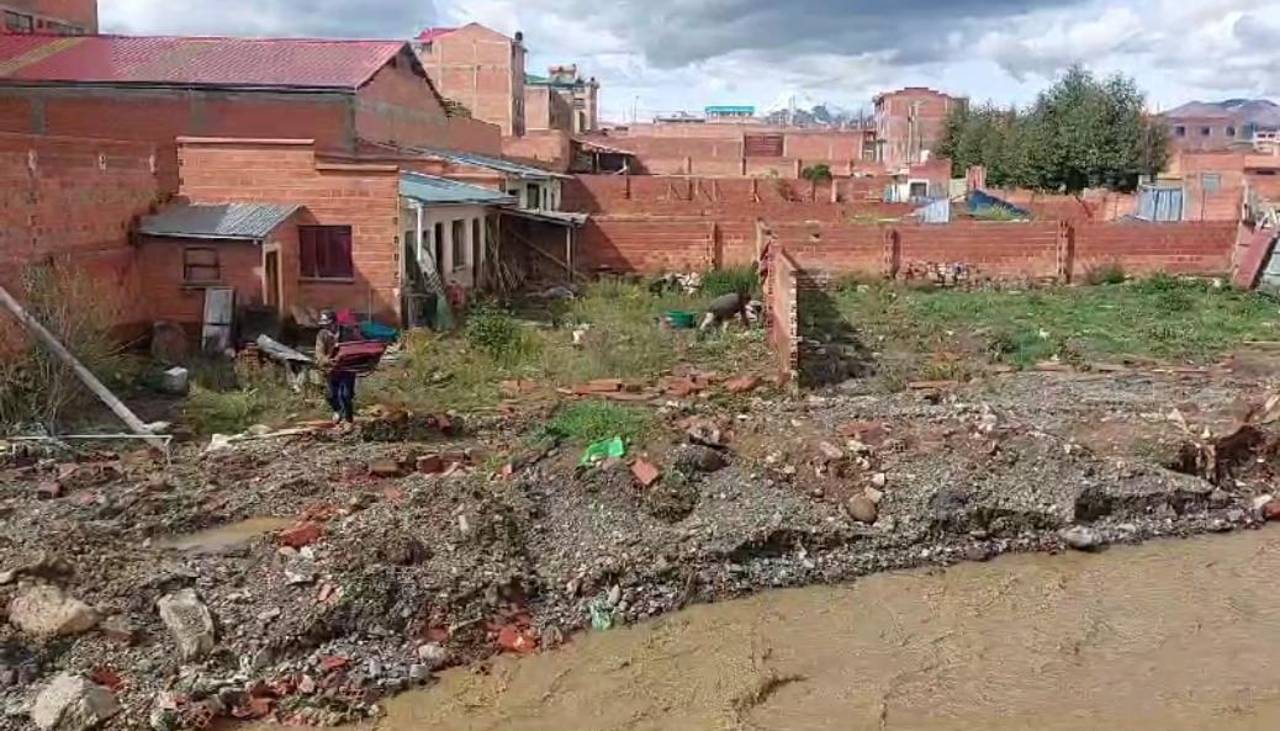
[580,436,627,467]
[589,599,616,631]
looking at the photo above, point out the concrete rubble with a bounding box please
[30,673,119,731]
[3,364,1280,729]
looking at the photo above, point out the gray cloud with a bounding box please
[549,0,1088,69]
[104,0,438,39]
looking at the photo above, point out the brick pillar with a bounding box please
[1056,221,1074,284]
[882,226,900,280]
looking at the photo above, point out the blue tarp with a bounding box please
[966,191,1031,219]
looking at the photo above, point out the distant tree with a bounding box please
[938,65,1168,194]
[801,163,833,182]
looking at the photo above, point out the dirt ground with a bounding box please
[4,349,1280,729]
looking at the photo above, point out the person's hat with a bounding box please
[318,310,335,326]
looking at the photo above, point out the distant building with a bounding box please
[0,35,490,154]
[705,105,755,123]
[414,23,527,137]
[873,87,963,170]
[1162,100,1280,153]
[525,64,599,134]
[1,0,96,35]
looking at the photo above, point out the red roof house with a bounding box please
[0,34,456,154]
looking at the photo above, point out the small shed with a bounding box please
[136,201,311,339]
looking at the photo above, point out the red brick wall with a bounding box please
[419,24,522,135]
[1072,221,1236,277]
[0,87,357,153]
[874,87,960,170]
[563,175,911,220]
[766,249,799,382]
[577,217,716,272]
[897,221,1062,280]
[503,130,572,171]
[782,223,887,283]
[136,236,266,325]
[354,54,451,149]
[578,216,1237,283]
[177,139,403,322]
[0,68,464,157]
[0,132,168,332]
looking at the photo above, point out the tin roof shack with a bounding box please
[136,202,312,337]
[174,137,526,332]
[0,35,475,155]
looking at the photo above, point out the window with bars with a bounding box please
[299,225,354,280]
[183,247,221,284]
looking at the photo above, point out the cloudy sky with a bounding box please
[102,0,1280,122]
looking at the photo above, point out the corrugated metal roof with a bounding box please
[139,202,300,240]
[400,173,516,206]
[410,146,566,179]
[0,35,408,89]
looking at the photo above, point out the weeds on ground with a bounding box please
[819,275,1278,383]
[182,359,309,435]
[1085,262,1127,285]
[702,266,761,298]
[361,280,773,414]
[543,401,655,446]
[0,263,134,435]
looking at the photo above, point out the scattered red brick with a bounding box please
[318,655,350,673]
[495,625,539,654]
[1034,361,1073,373]
[416,455,445,475]
[1264,500,1280,522]
[631,459,662,488]
[724,376,760,394]
[89,668,123,691]
[837,421,889,446]
[907,380,958,390]
[368,460,404,478]
[278,522,323,549]
[661,376,700,398]
[382,487,406,504]
[301,503,343,523]
[500,379,537,398]
[231,697,274,720]
[579,379,623,394]
[36,481,63,500]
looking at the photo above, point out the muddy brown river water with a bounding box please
[258,528,1280,730]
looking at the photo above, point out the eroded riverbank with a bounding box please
[367,527,1280,731]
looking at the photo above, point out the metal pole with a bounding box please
[0,284,167,450]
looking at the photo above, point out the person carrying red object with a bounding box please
[315,310,356,427]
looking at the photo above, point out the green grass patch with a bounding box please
[702,265,761,299]
[814,276,1279,380]
[362,279,772,414]
[543,401,655,445]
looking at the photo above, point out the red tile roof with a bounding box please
[0,35,411,89]
[416,27,457,43]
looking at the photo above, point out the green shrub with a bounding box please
[464,306,539,364]
[801,163,833,182]
[702,266,760,299]
[543,402,654,445]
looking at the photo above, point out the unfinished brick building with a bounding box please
[526,65,599,134]
[1,0,95,34]
[415,24,527,137]
[0,35,500,155]
[874,87,963,170]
